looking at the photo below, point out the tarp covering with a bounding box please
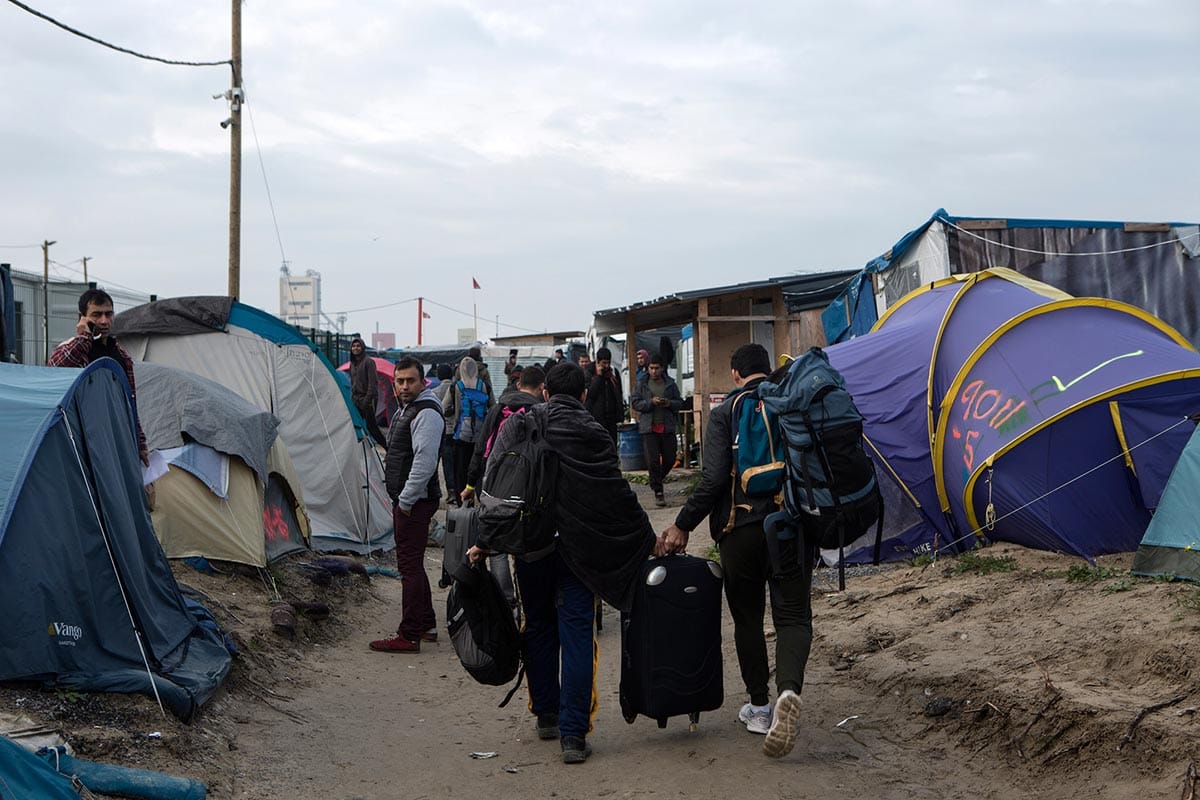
[0,361,230,720]
[824,270,1200,564]
[823,209,1200,348]
[116,298,392,553]
[113,295,233,337]
[135,361,279,483]
[1132,422,1200,581]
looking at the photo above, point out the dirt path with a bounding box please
[216,493,999,800]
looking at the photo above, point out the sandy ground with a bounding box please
[6,472,1200,799]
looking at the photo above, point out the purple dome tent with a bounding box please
[825,268,1200,563]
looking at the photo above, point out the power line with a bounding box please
[49,259,146,296]
[5,0,231,68]
[244,91,288,269]
[327,297,420,315]
[420,297,549,335]
[0,243,40,249]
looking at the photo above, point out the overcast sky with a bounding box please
[1,1,1197,345]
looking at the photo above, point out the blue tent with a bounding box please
[1132,423,1200,581]
[825,269,1200,564]
[0,360,230,720]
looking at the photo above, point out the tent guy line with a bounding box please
[935,414,1194,557]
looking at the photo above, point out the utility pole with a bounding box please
[42,239,55,363]
[81,256,90,283]
[417,297,424,345]
[227,0,243,299]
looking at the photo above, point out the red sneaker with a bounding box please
[369,635,420,653]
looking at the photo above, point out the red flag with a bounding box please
[421,311,431,319]
[472,277,481,290]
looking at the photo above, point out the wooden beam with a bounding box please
[696,315,778,323]
[1123,222,1171,233]
[625,311,637,402]
[696,298,709,435]
[956,219,1008,231]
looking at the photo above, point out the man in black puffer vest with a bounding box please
[371,357,445,654]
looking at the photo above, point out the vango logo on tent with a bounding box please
[47,622,83,642]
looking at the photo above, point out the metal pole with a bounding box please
[417,296,424,345]
[42,239,55,363]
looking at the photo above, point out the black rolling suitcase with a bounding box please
[619,554,724,730]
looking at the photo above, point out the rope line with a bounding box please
[934,415,1193,555]
[5,0,231,67]
[944,219,1200,258]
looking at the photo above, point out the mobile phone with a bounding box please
[86,321,101,339]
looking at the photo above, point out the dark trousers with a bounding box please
[452,439,475,495]
[393,497,437,641]
[515,551,598,740]
[640,430,673,494]
[440,434,458,496]
[718,520,816,706]
[356,398,387,448]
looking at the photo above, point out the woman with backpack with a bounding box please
[442,357,494,502]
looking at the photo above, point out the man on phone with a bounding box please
[49,288,148,465]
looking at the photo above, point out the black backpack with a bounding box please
[446,561,522,692]
[477,406,558,555]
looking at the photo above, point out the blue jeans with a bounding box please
[515,550,597,739]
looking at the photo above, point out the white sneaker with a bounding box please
[763,689,802,758]
[737,702,771,735]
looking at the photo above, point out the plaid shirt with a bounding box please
[48,335,148,460]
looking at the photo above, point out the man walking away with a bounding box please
[469,362,655,764]
[657,343,815,759]
[584,347,623,449]
[371,357,444,653]
[630,354,683,507]
[348,337,387,446]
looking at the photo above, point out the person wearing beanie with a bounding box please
[584,346,623,448]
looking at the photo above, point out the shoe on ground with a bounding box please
[536,712,560,740]
[420,629,438,643]
[560,735,592,764]
[738,702,771,735]
[368,635,420,653]
[763,689,802,758]
[654,493,667,508]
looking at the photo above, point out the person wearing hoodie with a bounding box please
[431,363,459,504]
[370,357,445,654]
[347,337,387,446]
[442,356,495,501]
[466,346,495,401]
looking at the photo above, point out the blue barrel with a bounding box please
[617,422,645,471]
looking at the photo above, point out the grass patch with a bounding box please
[681,473,702,497]
[1101,579,1134,593]
[704,543,721,563]
[953,550,1017,575]
[624,472,649,485]
[1063,564,1125,584]
[907,553,936,568]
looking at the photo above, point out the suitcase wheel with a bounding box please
[623,710,637,724]
[689,712,700,733]
[657,717,667,729]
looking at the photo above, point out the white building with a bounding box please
[280,267,321,328]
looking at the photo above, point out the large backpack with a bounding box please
[446,561,521,690]
[454,379,489,442]
[482,405,526,460]
[477,406,559,556]
[758,347,884,580]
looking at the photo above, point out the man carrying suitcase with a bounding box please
[469,362,655,764]
[657,343,817,759]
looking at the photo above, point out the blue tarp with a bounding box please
[0,361,231,720]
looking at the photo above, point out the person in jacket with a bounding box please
[657,343,815,760]
[466,346,495,400]
[49,288,148,465]
[347,337,387,446]
[370,357,445,654]
[629,354,683,507]
[432,363,458,505]
[460,364,545,503]
[468,362,655,765]
[442,357,494,505]
[584,346,623,448]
